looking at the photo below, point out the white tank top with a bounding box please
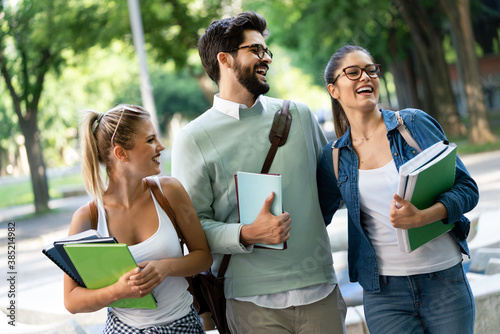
[96,177,192,328]
[358,160,462,276]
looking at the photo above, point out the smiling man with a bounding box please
[171,11,346,334]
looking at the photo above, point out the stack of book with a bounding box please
[396,140,457,253]
[42,230,157,308]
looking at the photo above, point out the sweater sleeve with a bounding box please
[171,125,251,255]
[294,101,328,161]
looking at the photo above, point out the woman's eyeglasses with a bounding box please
[332,64,382,85]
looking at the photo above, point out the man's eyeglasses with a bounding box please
[231,44,273,59]
[332,64,382,85]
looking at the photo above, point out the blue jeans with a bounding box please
[363,262,475,334]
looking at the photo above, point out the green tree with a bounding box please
[137,0,223,102]
[0,91,21,176]
[393,0,467,137]
[246,0,466,136]
[0,0,125,212]
[0,0,223,212]
[114,64,211,134]
[440,0,497,144]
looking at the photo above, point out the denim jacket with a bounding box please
[317,108,479,292]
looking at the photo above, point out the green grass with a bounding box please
[0,157,171,209]
[0,173,84,209]
[0,181,35,208]
[451,112,500,155]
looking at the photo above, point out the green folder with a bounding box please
[396,142,457,252]
[64,243,157,309]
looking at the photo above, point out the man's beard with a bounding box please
[234,59,270,97]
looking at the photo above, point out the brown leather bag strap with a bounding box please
[146,177,232,278]
[262,100,292,174]
[88,200,98,230]
[145,177,184,246]
[217,254,231,279]
[219,101,292,278]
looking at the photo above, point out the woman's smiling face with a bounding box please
[328,50,380,114]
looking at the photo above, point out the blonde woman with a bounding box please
[64,104,212,333]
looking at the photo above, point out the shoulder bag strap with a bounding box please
[262,100,292,174]
[146,177,231,279]
[331,141,340,180]
[145,178,184,248]
[220,100,293,279]
[395,111,422,153]
[88,200,98,230]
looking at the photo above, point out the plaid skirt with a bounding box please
[103,305,204,334]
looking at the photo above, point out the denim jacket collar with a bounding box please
[334,108,400,149]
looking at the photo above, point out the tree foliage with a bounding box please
[0,0,130,212]
[245,0,412,85]
[139,0,222,68]
[245,0,498,140]
[0,0,224,211]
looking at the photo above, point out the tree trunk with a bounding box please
[380,73,393,108]
[18,110,50,213]
[440,0,497,144]
[394,0,466,137]
[390,58,422,110]
[0,49,50,213]
[388,26,422,110]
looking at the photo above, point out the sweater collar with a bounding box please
[213,94,267,120]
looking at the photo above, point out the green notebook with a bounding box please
[64,243,157,309]
[396,141,457,253]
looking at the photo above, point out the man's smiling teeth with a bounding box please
[256,67,267,75]
[356,86,373,93]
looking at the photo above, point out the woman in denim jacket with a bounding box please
[317,45,479,334]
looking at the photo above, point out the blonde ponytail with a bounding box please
[80,111,106,201]
[79,105,151,200]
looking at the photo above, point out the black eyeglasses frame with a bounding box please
[331,64,382,85]
[230,44,273,60]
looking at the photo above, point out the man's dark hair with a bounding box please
[198,11,269,84]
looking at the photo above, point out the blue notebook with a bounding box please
[235,171,286,250]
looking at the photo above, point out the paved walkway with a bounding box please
[0,150,499,333]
